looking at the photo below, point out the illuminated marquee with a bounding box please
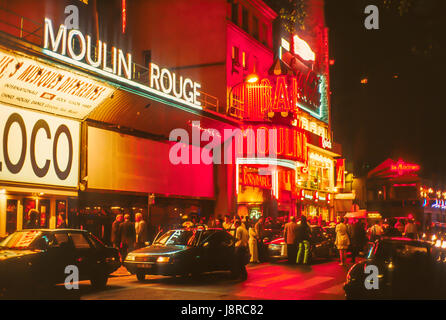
[390,160,420,176]
[0,47,113,119]
[240,73,321,120]
[239,125,308,165]
[43,18,202,109]
[240,166,272,189]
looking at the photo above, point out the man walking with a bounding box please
[234,219,249,280]
[119,214,136,262]
[111,214,123,248]
[255,217,266,262]
[350,219,367,264]
[283,216,298,264]
[296,216,312,265]
[404,219,417,239]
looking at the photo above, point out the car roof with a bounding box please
[379,237,432,247]
[17,229,87,233]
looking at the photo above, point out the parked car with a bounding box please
[266,225,336,262]
[124,228,245,281]
[344,237,446,299]
[0,229,120,295]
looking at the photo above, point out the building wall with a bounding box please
[127,0,228,111]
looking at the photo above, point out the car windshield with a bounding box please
[0,230,43,249]
[153,230,197,246]
[371,241,429,261]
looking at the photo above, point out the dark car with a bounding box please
[344,237,446,299]
[266,225,335,262]
[124,228,244,281]
[0,229,120,294]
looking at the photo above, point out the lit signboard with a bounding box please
[0,47,114,119]
[0,103,80,188]
[390,160,420,176]
[240,166,272,189]
[43,18,203,110]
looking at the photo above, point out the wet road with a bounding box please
[2,259,350,300]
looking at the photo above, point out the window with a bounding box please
[143,50,151,68]
[52,233,71,248]
[242,51,247,69]
[231,2,239,25]
[261,23,268,47]
[232,46,240,65]
[87,233,105,249]
[241,7,249,32]
[252,16,259,40]
[70,233,92,249]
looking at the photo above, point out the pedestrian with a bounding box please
[223,215,232,231]
[404,219,417,239]
[296,216,312,265]
[119,214,135,262]
[283,216,298,264]
[25,209,39,229]
[368,220,384,242]
[350,219,367,264]
[248,223,259,263]
[395,219,405,234]
[383,218,401,237]
[135,213,149,248]
[234,219,249,280]
[255,217,266,261]
[111,214,123,249]
[56,212,67,228]
[335,217,350,266]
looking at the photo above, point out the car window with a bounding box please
[87,233,105,249]
[51,232,71,248]
[205,231,234,247]
[70,233,92,249]
[375,242,430,261]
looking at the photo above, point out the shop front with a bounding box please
[0,103,80,238]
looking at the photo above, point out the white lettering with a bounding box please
[44,18,67,55]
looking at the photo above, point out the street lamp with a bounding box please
[227,72,259,117]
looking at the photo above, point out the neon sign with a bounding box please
[292,34,315,62]
[390,160,420,176]
[239,125,308,164]
[43,18,202,109]
[240,166,272,189]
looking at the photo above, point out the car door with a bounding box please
[202,231,235,271]
[45,231,77,284]
[68,232,96,281]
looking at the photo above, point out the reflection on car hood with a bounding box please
[0,249,39,261]
[268,237,285,245]
[130,245,187,255]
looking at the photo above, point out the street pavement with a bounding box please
[3,258,350,300]
[83,258,350,300]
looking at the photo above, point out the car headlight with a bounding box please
[156,256,171,263]
[125,254,136,261]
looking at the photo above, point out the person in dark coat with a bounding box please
[350,220,367,263]
[119,214,135,261]
[283,216,298,264]
[111,214,123,248]
[296,216,312,264]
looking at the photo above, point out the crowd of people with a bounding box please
[334,217,419,266]
[111,213,152,261]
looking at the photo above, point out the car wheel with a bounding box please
[136,271,146,282]
[90,274,108,290]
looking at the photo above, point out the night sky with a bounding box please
[325,0,446,184]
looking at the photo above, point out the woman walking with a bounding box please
[335,217,350,266]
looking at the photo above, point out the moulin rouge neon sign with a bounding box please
[43,18,202,109]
